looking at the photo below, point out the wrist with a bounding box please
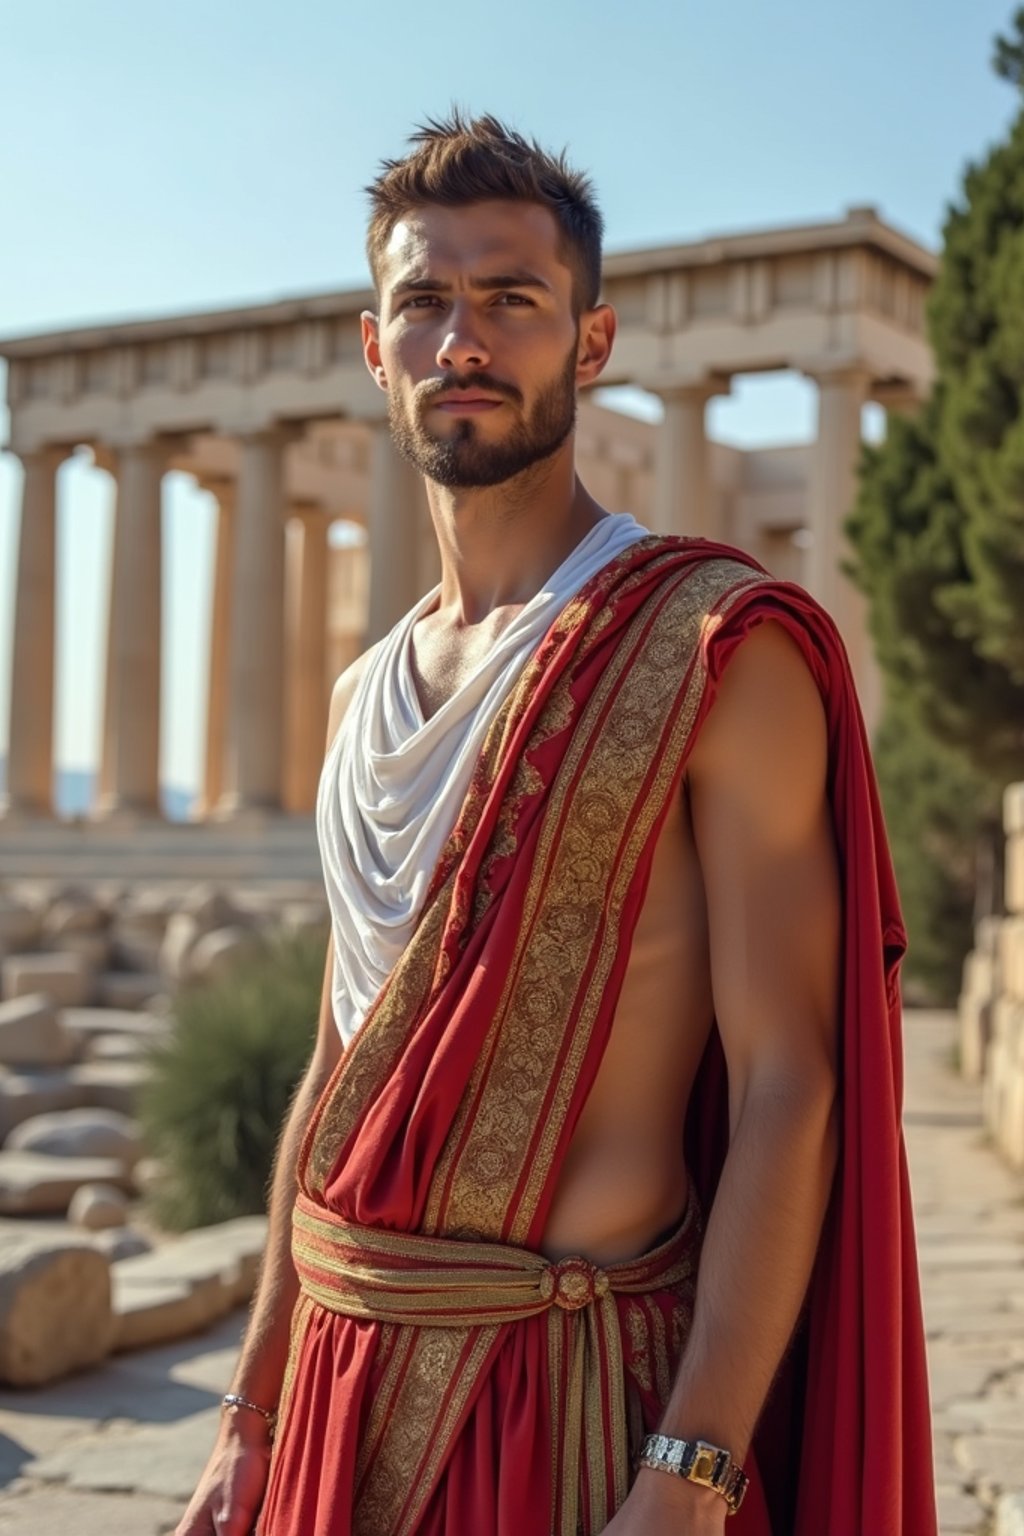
[633,1467,728,1529]
[220,1393,277,1444]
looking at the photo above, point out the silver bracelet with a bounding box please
[222,1392,278,1434]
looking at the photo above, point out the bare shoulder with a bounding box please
[324,642,383,755]
[687,619,828,840]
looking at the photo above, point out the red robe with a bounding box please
[257,537,937,1536]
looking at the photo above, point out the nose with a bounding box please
[436,301,490,373]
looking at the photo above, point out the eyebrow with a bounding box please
[391,270,553,299]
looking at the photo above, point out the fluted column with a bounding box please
[1,446,65,819]
[366,425,426,645]
[193,480,235,819]
[648,379,730,538]
[804,366,873,693]
[284,503,330,812]
[216,427,288,816]
[95,438,166,818]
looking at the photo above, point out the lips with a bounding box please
[431,391,505,413]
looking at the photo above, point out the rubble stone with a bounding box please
[68,1183,130,1230]
[0,995,78,1068]
[0,1234,114,1385]
[6,1107,143,1166]
[1,953,94,1008]
[0,1150,133,1214]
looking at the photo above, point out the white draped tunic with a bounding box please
[315,513,651,1046]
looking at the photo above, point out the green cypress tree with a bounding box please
[844,9,1024,997]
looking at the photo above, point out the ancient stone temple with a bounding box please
[0,205,935,872]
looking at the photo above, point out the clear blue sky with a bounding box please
[0,0,1017,793]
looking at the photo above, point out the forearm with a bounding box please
[226,1064,332,1409]
[661,1074,838,1462]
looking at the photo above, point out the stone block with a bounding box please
[93,971,164,1009]
[42,892,109,939]
[55,931,113,971]
[109,931,164,973]
[185,924,264,984]
[2,952,94,1008]
[90,1224,152,1261]
[997,1492,1024,1535]
[0,900,41,953]
[0,1066,85,1142]
[0,1150,133,1214]
[111,1273,224,1350]
[962,948,996,1000]
[281,900,330,939]
[108,1216,265,1351]
[179,882,243,929]
[1007,834,1024,916]
[1001,918,1024,1002]
[0,994,78,1068]
[1005,782,1024,836]
[0,1233,114,1385]
[60,1006,168,1046]
[85,1033,157,1062]
[976,912,1006,957]
[67,1060,152,1116]
[68,1182,130,1230]
[158,911,201,982]
[6,1106,143,1165]
[959,993,991,1082]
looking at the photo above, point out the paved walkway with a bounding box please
[0,1009,1020,1533]
[905,1010,1024,1533]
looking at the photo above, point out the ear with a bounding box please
[361,310,388,392]
[575,302,617,388]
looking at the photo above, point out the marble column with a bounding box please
[95,438,166,818]
[194,480,235,819]
[284,503,330,812]
[216,427,288,816]
[366,424,426,645]
[1,445,65,819]
[649,380,730,538]
[804,366,874,706]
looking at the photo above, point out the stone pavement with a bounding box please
[906,1010,1024,1534]
[0,1008,1020,1533]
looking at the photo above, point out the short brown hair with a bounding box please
[364,110,604,314]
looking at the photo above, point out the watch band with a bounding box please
[638,1432,749,1515]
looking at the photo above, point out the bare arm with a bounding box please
[611,620,841,1533]
[175,657,370,1535]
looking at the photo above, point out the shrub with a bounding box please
[138,925,326,1231]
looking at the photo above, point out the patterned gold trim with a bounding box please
[289,543,772,1533]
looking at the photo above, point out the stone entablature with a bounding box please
[0,206,937,826]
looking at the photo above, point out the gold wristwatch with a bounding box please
[637,1432,749,1515]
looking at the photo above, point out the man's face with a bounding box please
[365,201,585,489]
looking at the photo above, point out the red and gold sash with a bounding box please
[265,534,937,1536]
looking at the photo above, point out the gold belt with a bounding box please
[290,1185,702,1534]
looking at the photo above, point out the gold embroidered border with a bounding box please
[436,559,767,1244]
[305,870,454,1195]
[424,579,669,1236]
[513,562,762,1240]
[354,1324,500,1536]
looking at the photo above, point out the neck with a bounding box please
[424,441,608,624]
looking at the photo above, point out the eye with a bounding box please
[496,293,533,306]
[399,295,442,311]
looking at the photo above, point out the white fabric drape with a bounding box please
[316,513,650,1046]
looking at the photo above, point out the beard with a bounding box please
[388,344,578,489]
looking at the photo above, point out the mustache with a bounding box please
[416,373,522,408]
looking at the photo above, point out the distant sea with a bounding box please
[0,757,195,822]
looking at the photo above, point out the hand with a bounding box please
[601,1467,729,1535]
[174,1412,273,1536]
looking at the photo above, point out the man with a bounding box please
[177,114,936,1536]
